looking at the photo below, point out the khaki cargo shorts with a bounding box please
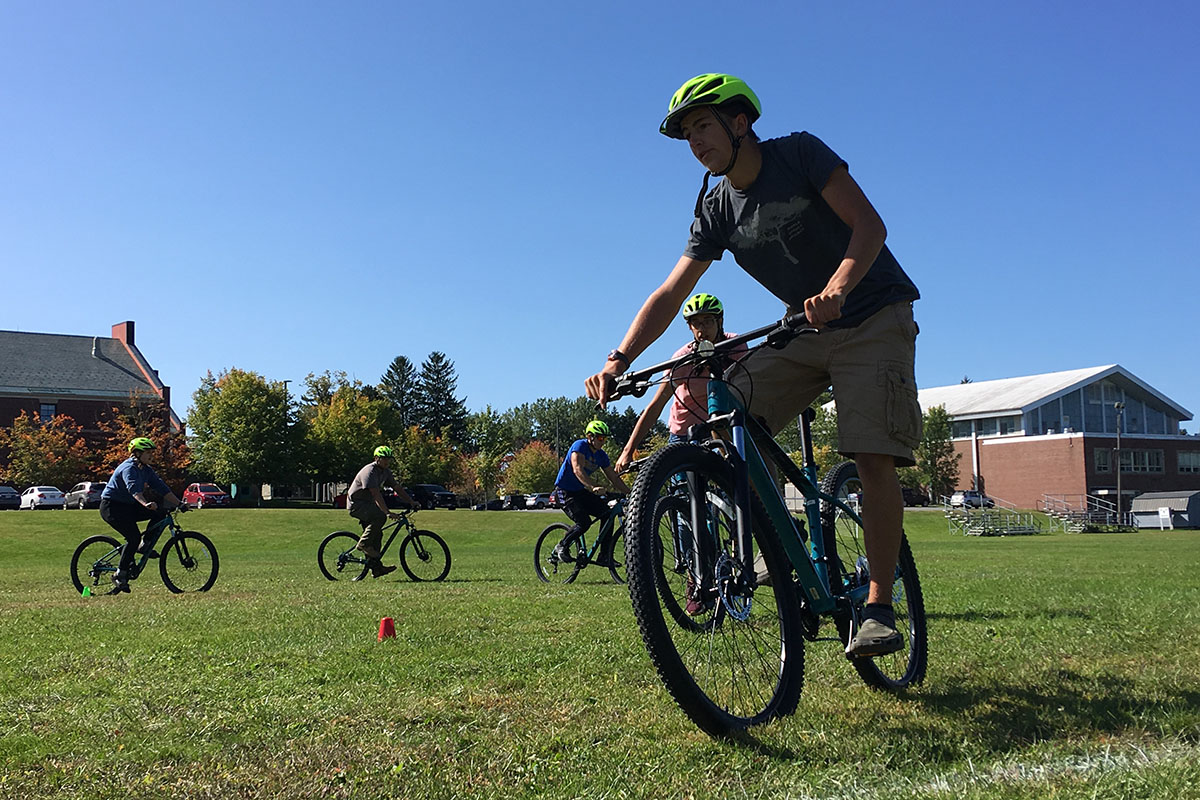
[729,302,922,467]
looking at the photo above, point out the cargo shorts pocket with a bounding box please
[879,361,922,449]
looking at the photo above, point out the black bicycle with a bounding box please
[70,507,220,595]
[534,495,627,584]
[318,511,451,582]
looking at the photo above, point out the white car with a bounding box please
[21,486,66,509]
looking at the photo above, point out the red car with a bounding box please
[184,482,232,509]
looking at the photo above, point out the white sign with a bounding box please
[1158,507,1173,530]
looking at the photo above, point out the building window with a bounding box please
[1095,449,1111,473]
[1180,451,1200,474]
[39,403,56,423]
[1119,449,1164,474]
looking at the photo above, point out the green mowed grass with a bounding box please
[0,507,1197,799]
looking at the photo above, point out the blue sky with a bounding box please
[3,2,1198,427]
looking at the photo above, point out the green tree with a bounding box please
[466,405,510,501]
[502,440,560,494]
[306,383,398,483]
[413,352,469,445]
[393,425,462,487]
[187,369,297,496]
[378,356,417,428]
[0,411,92,489]
[915,404,960,500]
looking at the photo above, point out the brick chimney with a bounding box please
[112,321,135,346]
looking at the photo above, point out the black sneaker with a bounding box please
[138,548,160,559]
[373,564,398,579]
[107,579,131,595]
[551,544,574,563]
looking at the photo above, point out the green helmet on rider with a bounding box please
[585,420,610,438]
[374,445,395,459]
[128,437,155,453]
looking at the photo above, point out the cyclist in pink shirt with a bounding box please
[615,293,747,473]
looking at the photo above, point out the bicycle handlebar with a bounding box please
[607,314,818,404]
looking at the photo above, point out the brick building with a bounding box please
[0,321,181,444]
[917,365,1199,512]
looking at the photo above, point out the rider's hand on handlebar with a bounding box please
[802,291,845,328]
[585,361,625,410]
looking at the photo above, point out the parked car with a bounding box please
[902,487,930,507]
[526,492,552,509]
[407,484,457,510]
[501,493,526,510]
[0,486,20,511]
[950,490,995,508]
[20,486,65,510]
[547,488,564,509]
[64,481,107,509]
[183,482,232,509]
[472,498,505,511]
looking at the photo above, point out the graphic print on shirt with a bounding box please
[729,196,811,265]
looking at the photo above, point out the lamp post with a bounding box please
[1114,401,1125,526]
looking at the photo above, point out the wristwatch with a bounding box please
[606,349,630,367]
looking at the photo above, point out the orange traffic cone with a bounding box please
[377,617,396,641]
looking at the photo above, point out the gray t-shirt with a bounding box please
[685,132,919,328]
[347,462,395,515]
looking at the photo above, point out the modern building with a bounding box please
[0,321,181,444]
[917,365,1198,512]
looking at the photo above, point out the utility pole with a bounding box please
[1114,401,1125,526]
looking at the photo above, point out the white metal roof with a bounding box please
[917,365,1192,420]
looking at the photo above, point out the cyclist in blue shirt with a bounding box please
[552,421,629,564]
[99,437,183,594]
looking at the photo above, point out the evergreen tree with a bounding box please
[378,356,417,428]
[413,352,469,445]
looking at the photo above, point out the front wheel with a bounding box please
[159,531,220,593]
[399,530,451,581]
[533,523,582,584]
[317,531,368,581]
[70,535,123,595]
[625,442,805,737]
[821,461,927,690]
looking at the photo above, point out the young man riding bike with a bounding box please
[99,437,184,595]
[551,421,630,565]
[614,292,747,474]
[586,74,922,657]
[347,446,418,581]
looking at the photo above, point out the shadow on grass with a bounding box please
[909,669,1200,753]
[926,608,1094,622]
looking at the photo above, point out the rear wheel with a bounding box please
[318,531,368,581]
[159,532,220,593]
[399,530,451,581]
[821,461,927,690]
[70,535,122,596]
[534,523,582,583]
[626,442,805,737]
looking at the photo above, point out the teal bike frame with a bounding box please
[617,316,866,618]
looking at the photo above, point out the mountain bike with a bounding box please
[318,511,451,582]
[533,495,626,584]
[70,507,220,595]
[609,314,928,737]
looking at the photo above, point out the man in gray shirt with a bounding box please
[347,446,418,580]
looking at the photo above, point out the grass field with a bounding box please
[1,507,1197,799]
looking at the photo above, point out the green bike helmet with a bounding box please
[682,293,724,320]
[585,420,611,437]
[660,73,762,140]
[128,437,155,452]
[374,445,395,458]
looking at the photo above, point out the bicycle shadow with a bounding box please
[904,671,1198,753]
